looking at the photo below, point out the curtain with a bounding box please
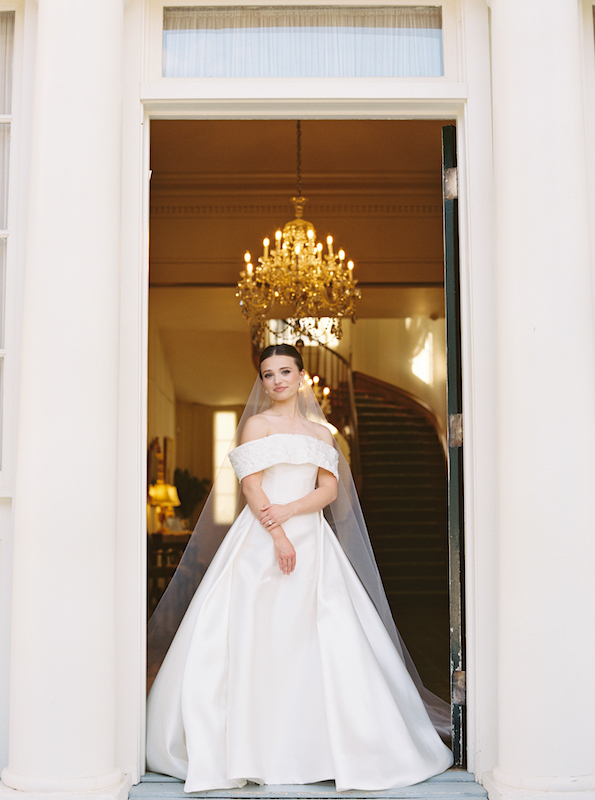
[163,6,443,78]
[0,12,14,115]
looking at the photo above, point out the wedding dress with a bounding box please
[146,433,453,792]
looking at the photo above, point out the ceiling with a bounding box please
[149,119,451,405]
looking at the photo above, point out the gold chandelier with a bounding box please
[237,121,361,348]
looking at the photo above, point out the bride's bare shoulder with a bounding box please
[304,420,335,446]
[240,413,271,444]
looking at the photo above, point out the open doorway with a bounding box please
[146,118,455,705]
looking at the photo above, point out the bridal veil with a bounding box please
[147,373,451,741]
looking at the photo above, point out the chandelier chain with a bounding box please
[296,120,302,197]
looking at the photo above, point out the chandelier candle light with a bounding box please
[237,121,361,348]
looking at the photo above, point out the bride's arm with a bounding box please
[259,469,338,529]
[241,472,296,575]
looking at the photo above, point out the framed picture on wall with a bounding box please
[147,437,161,488]
[163,437,175,485]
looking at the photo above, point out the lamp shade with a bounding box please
[148,482,181,508]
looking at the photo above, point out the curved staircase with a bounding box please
[353,373,450,700]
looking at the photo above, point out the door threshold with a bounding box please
[133,769,486,799]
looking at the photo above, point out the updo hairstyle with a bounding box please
[258,344,304,377]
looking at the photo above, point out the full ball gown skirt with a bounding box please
[146,434,453,792]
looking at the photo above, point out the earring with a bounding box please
[299,382,303,388]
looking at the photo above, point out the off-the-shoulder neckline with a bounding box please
[233,431,336,453]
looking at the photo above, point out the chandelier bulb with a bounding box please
[338,249,345,261]
[348,260,354,271]
[295,243,301,255]
[244,252,251,263]
[247,263,253,276]
[326,235,334,256]
[275,230,282,241]
[307,229,314,240]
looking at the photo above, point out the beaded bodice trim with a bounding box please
[229,433,339,482]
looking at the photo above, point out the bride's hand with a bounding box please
[259,503,293,530]
[270,530,296,575]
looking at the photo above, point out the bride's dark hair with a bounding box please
[259,343,304,375]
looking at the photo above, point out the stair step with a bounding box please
[382,577,448,592]
[354,384,448,598]
[367,508,446,533]
[360,456,443,467]
[367,525,445,536]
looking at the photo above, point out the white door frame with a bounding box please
[116,2,497,787]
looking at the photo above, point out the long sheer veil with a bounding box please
[147,374,451,742]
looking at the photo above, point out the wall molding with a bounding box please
[151,169,441,194]
[150,201,442,218]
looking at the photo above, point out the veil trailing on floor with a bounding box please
[147,373,451,742]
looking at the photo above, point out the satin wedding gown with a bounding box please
[146,433,453,792]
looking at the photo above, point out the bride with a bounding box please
[146,344,453,792]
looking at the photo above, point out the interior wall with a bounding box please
[176,400,246,481]
[176,400,245,527]
[149,287,257,408]
[149,119,448,289]
[351,318,447,428]
[147,316,176,448]
[175,401,213,484]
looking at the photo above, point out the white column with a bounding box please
[487,1,595,798]
[1,0,127,795]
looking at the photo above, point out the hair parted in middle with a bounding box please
[258,344,304,377]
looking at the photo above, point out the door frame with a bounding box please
[116,24,498,782]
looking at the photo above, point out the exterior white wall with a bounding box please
[115,0,150,780]
[1,0,129,795]
[485,0,595,796]
[0,0,33,773]
[456,0,499,779]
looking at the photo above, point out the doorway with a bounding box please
[146,117,457,718]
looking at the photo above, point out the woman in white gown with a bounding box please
[146,345,453,792]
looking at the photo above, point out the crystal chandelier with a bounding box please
[237,122,361,348]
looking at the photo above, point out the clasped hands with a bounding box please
[259,502,293,531]
[259,503,296,575]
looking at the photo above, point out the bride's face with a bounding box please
[260,355,304,401]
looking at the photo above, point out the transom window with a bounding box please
[163,6,443,78]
